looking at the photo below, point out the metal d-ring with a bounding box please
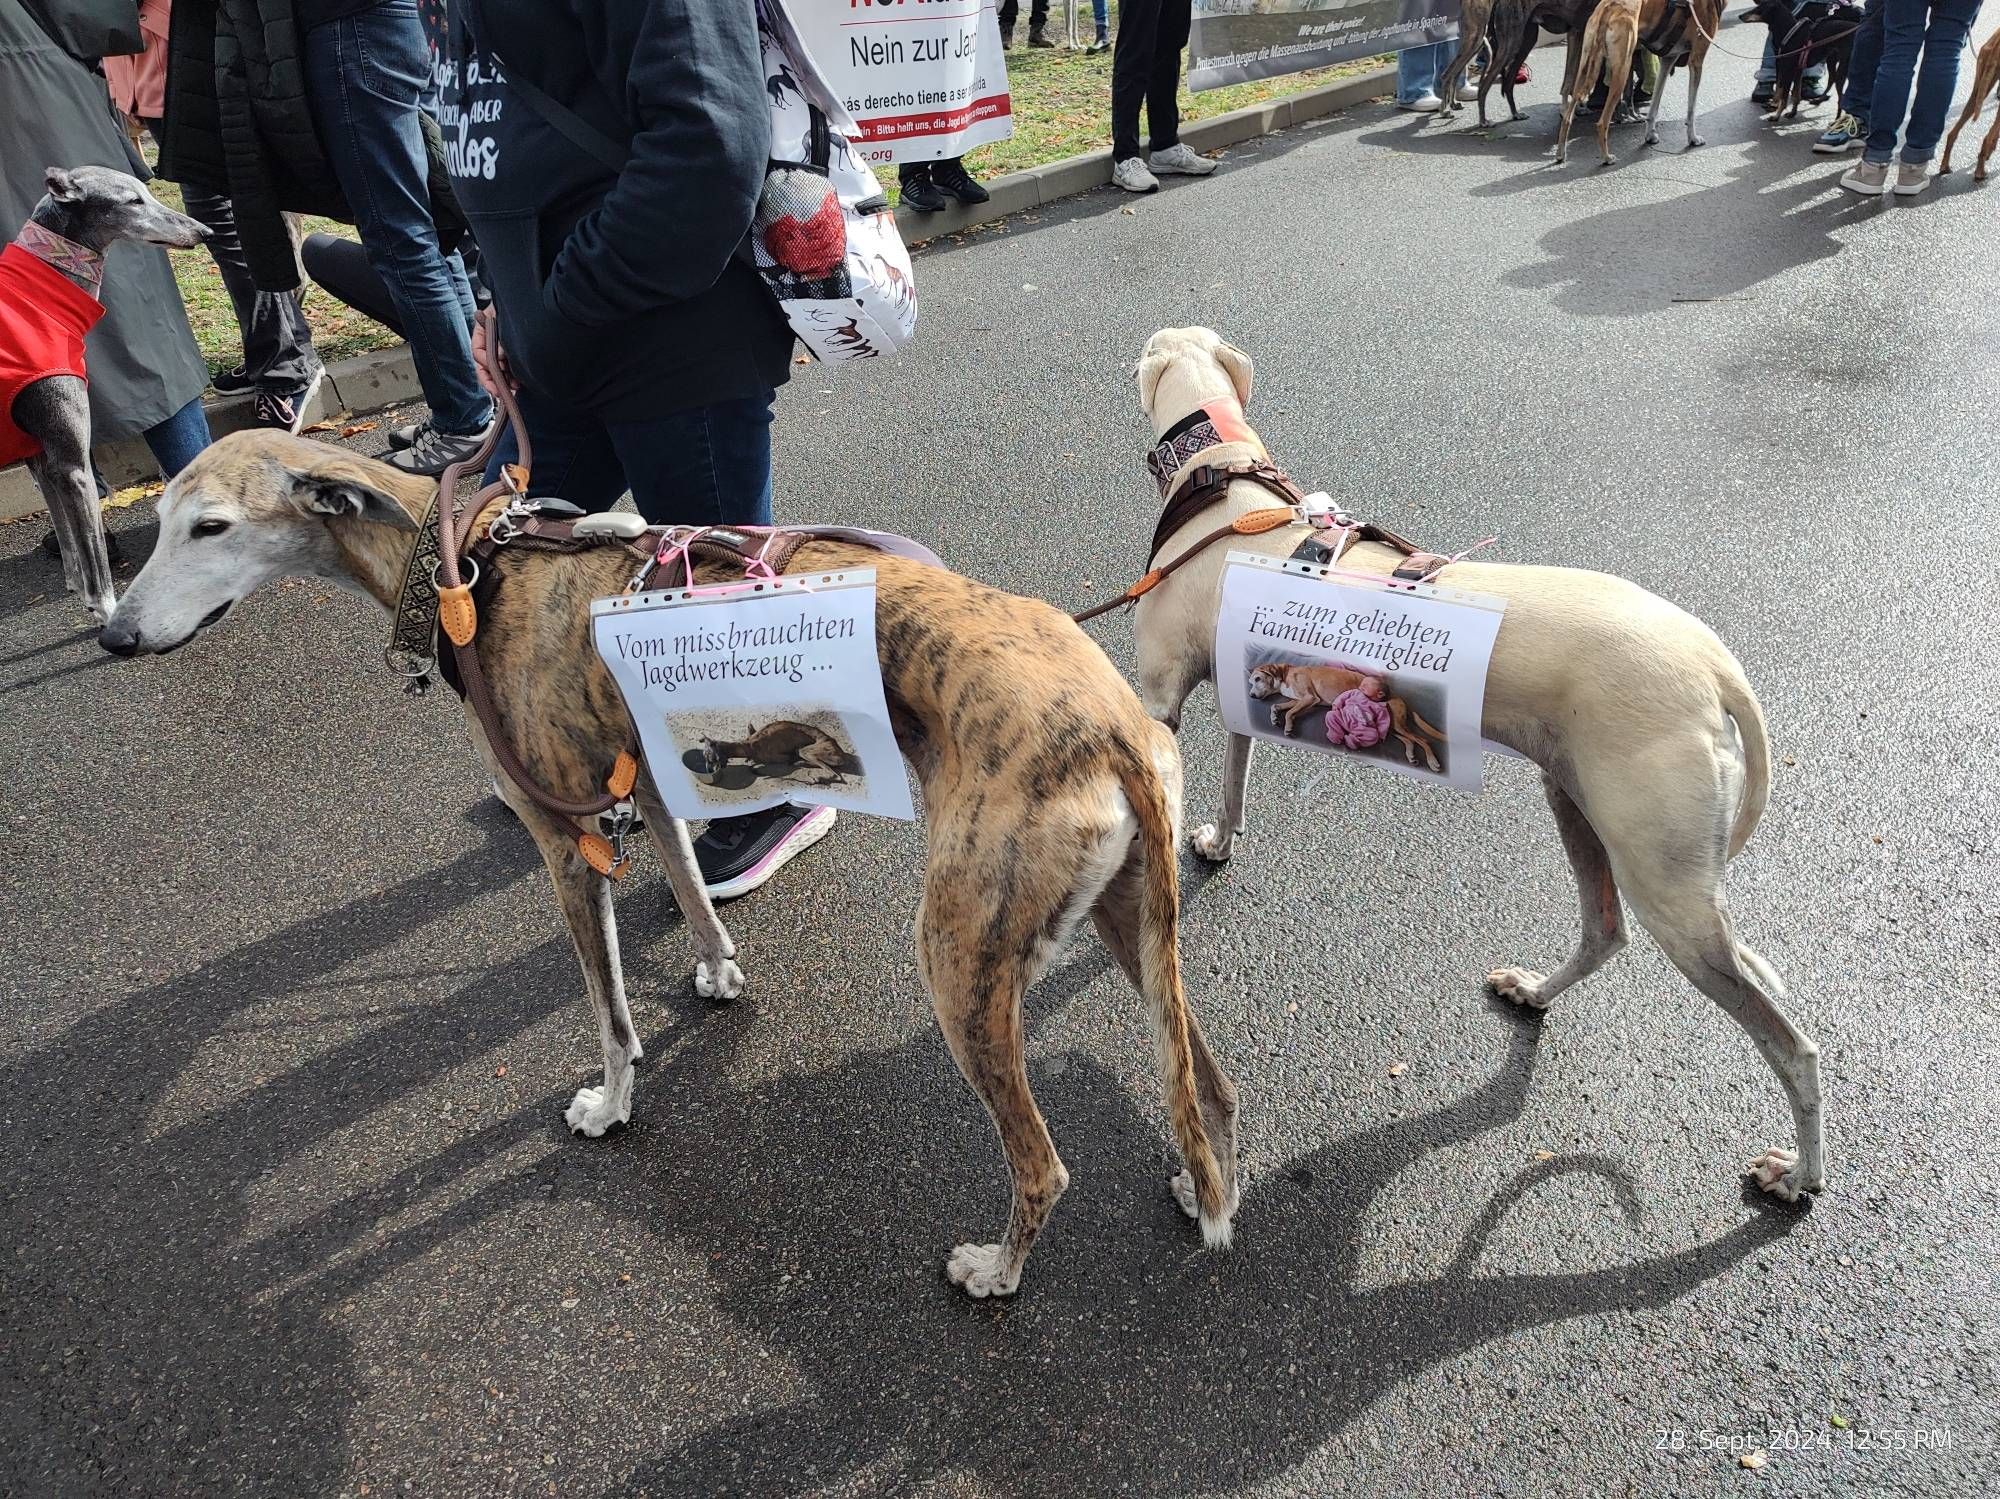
[432,555,480,592]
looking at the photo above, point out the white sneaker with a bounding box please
[1149,142,1217,176]
[1893,161,1932,195]
[1839,160,1889,195]
[1398,91,1443,113]
[1113,156,1159,193]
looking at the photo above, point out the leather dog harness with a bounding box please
[1069,402,1451,624]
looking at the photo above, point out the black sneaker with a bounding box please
[387,420,424,450]
[211,364,255,397]
[385,422,487,476]
[1751,80,1775,105]
[252,366,324,435]
[900,172,949,213]
[694,805,836,900]
[1087,31,1111,53]
[933,160,991,205]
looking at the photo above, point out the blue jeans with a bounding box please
[1842,0,1889,126]
[302,0,491,435]
[1864,0,1986,163]
[486,385,777,529]
[1397,39,1456,104]
[142,395,210,478]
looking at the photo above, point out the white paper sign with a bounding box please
[1215,552,1506,791]
[591,569,914,822]
[788,0,1014,166]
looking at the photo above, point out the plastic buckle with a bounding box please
[1300,491,1345,530]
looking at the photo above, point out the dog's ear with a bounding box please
[44,166,82,203]
[1215,341,1255,409]
[1135,343,1173,416]
[291,462,421,531]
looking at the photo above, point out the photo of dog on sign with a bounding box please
[670,707,868,806]
[1244,650,1451,776]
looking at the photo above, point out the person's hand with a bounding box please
[472,313,519,398]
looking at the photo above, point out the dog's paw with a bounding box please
[1487,966,1553,1010]
[1688,132,1707,149]
[1170,1168,1201,1222]
[565,1085,630,1137]
[694,957,745,1002]
[1748,1146,1821,1201]
[1191,823,1235,863]
[945,1242,1019,1299]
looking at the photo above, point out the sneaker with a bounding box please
[1751,80,1776,105]
[933,160,991,204]
[1113,156,1160,193]
[1813,113,1867,153]
[1893,161,1933,195]
[1802,77,1832,105]
[251,365,324,435]
[1149,142,1217,176]
[387,420,424,450]
[1839,160,1890,195]
[1398,91,1443,113]
[1087,31,1111,53]
[385,423,487,476]
[1027,24,1055,46]
[900,172,949,212]
[1457,80,1481,101]
[211,364,255,398]
[694,804,836,900]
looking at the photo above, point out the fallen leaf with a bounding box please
[1871,835,1883,844]
[1534,1149,1556,1161]
[560,1297,579,1309]
[792,353,811,365]
[1781,755,1796,766]
[341,421,379,437]
[1388,1062,1408,1077]
[1830,1413,1849,1429]
[618,1271,633,1285]
[303,420,336,433]
[494,1064,508,1078]
[1120,204,1137,215]
[1740,1450,1768,1470]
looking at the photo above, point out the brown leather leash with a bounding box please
[1069,457,1451,625]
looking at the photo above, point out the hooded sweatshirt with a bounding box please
[442,0,792,421]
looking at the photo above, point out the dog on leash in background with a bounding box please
[1,166,208,620]
[1124,327,1824,1205]
[1556,0,1723,163]
[1941,26,2000,180]
[1743,0,1866,121]
[98,430,1241,1299]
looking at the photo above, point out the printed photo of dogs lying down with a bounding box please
[673,708,867,802]
[1245,654,1449,774]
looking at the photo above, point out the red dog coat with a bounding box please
[0,242,106,469]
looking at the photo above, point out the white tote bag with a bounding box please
[751,0,919,362]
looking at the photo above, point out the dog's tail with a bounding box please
[1116,740,1234,1250]
[1716,659,1772,860]
[1410,706,1446,742]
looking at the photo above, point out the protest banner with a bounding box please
[1213,552,1505,791]
[787,0,1013,167]
[1187,0,1461,92]
[592,569,915,823]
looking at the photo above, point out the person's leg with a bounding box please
[301,0,491,441]
[1093,0,1110,43]
[1112,0,1165,161]
[608,390,775,529]
[483,381,626,511]
[1397,38,1451,105]
[301,232,405,335]
[1862,0,1932,163]
[1147,0,1192,147]
[999,0,1019,43]
[1846,0,1889,123]
[141,395,211,478]
[1899,0,1983,163]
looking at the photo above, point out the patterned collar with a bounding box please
[1145,397,1261,498]
[15,221,105,299]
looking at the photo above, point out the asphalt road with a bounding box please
[5,29,1998,1499]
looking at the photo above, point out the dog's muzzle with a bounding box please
[99,600,231,657]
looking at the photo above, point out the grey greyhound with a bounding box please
[4,166,208,620]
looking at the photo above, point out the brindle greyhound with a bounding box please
[5,166,208,620]
[97,429,1240,1298]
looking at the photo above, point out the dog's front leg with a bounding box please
[635,783,744,1001]
[1192,733,1255,862]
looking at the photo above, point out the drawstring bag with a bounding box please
[752,0,918,363]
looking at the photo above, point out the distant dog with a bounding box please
[1557,0,1723,163]
[1128,328,1824,1205]
[2,166,207,620]
[1744,0,1864,120]
[1941,26,2000,180]
[100,429,1241,1299]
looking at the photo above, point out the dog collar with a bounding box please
[16,221,104,299]
[1145,398,1260,498]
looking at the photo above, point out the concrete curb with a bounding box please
[894,62,1396,242]
[0,64,1396,524]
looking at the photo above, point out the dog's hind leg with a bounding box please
[1191,732,1255,862]
[1590,753,1824,1201]
[1488,777,1628,1010]
[635,781,743,1001]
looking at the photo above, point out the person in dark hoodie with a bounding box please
[444,0,828,900]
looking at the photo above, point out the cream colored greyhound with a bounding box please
[1124,327,1823,1204]
[98,429,1240,1298]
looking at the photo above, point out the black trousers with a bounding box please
[998,0,1049,28]
[1111,0,1191,161]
